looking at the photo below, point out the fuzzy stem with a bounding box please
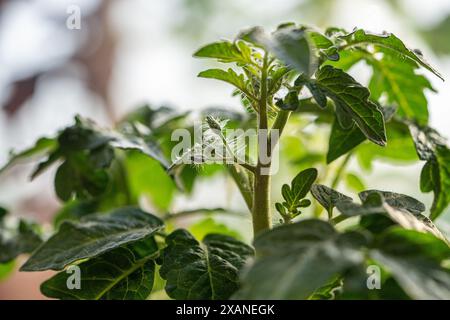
[269,110,291,151]
[252,172,271,235]
[227,164,253,211]
[252,53,272,236]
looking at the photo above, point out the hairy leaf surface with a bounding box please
[21,207,163,271]
[338,29,443,80]
[315,66,386,146]
[236,220,366,299]
[311,184,352,217]
[41,238,158,300]
[159,229,254,300]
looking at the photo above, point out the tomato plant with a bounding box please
[1,23,449,300]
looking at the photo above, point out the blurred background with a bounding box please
[1,0,450,299]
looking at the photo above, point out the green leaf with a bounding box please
[335,103,354,129]
[125,152,176,210]
[336,192,385,217]
[421,15,450,55]
[370,228,450,299]
[327,120,366,163]
[193,41,252,65]
[430,146,450,220]
[269,25,318,76]
[408,121,445,159]
[54,156,109,202]
[188,217,242,241]
[0,260,15,281]
[40,238,158,300]
[327,107,398,164]
[295,74,327,108]
[237,26,267,46]
[420,160,435,193]
[0,220,43,264]
[309,277,343,300]
[239,24,318,76]
[0,137,57,175]
[107,137,169,171]
[338,29,443,81]
[65,115,169,167]
[159,229,254,300]
[315,65,387,146]
[235,220,366,299]
[268,66,291,94]
[367,51,434,125]
[277,168,317,222]
[345,173,366,192]
[311,184,352,217]
[52,116,172,202]
[2,115,172,204]
[198,68,249,95]
[330,47,435,125]
[337,191,447,242]
[275,90,299,111]
[408,122,450,219]
[290,168,318,203]
[340,228,450,300]
[326,48,366,70]
[306,28,339,61]
[355,121,417,169]
[21,207,163,271]
[307,81,328,108]
[359,190,426,215]
[275,202,287,216]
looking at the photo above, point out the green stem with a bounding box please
[227,164,253,211]
[252,172,271,235]
[218,130,256,173]
[252,52,272,236]
[330,214,348,225]
[331,153,352,189]
[269,110,291,151]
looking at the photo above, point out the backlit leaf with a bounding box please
[338,29,443,80]
[193,41,252,65]
[315,65,387,146]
